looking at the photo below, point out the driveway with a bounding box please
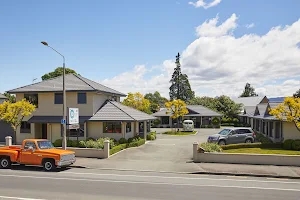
[75,128,221,173]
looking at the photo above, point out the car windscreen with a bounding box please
[37,141,54,149]
[218,129,231,135]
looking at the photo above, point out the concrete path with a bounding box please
[1,167,300,200]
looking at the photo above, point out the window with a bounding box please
[126,123,131,133]
[218,129,231,135]
[68,123,84,137]
[24,94,38,107]
[54,93,63,104]
[37,141,54,149]
[24,141,36,150]
[103,122,121,133]
[77,93,87,104]
[20,122,31,133]
[161,117,169,125]
[236,129,252,134]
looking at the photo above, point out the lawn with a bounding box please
[162,131,197,136]
[224,148,300,155]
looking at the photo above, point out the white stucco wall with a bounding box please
[283,121,300,140]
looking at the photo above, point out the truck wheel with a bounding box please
[43,159,56,172]
[0,157,11,169]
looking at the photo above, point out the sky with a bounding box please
[1,0,300,98]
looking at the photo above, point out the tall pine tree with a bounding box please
[240,83,258,97]
[169,53,195,101]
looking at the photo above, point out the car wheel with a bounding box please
[43,159,56,172]
[218,140,226,146]
[0,157,11,169]
[245,139,252,143]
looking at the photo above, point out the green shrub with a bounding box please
[204,125,208,128]
[110,144,127,155]
[119,138,127,144]
[153,119,161,127]
[53,139,62,147]
[127,139,145,148]
[86,137,96,141]
[199,142,222,152]
[212,117,220,125]
[221,142,282,150]
[255,132,273,144]
[79,140,86,148]
[291,140,300,150]
[214,125,221,128]
[232,118,239,123]
[71,140,79,147]
[147,132,156,140]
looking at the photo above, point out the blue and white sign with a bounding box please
[68,108,79,125]
[61,119,66,124]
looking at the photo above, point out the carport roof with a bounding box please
[0,93,7,99]
[90,100,157,121]
[152,105,222,117]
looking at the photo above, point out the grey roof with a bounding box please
[152,105,222,117]
[242,106,257,117]
[252,115,277,120]
[232,96,267,107]
[7,74,126,96]
[27,116,91,123]
[90,101,156,121]
[0,93,7,99]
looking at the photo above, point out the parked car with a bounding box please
[207,127,256,145]
[182,120,194,132]
[0,139,76,171]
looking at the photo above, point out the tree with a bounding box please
[165,99,189,129]
[41,67,79,80]
[144,91,168,113]
[3,92,16,103]
[169,53,195,102]
[240,83,258,97]
[270,97,300,132]
[0,99,36,144]
[122,92,151,114]
[293,89,300,98]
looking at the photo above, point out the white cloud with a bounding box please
[99,14,300,99]
[189,0,222,9]
[245,23,255,29]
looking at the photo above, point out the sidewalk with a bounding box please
[194,163,300,179]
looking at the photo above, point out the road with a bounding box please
[0,166,299,200]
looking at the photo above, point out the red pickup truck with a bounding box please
[0,139,76,171]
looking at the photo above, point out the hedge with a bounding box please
[221,142,282,150]
[147,132,156,140]
[200,125,220,128]
[255,132,273,144]
[127,139,145,148]
[110,144,127,155]
[199,142,222,152]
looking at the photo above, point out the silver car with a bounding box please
[207,127,256,145]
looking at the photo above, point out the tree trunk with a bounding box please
[13,130,17,145]
[177,118,179,132]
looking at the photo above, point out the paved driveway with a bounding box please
[76,128,221,173]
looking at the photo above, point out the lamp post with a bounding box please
[41,41,67,150]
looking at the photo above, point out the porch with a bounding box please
[251,118,283,142]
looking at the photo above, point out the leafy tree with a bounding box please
[0,99,36,144]
[122,92,151,114]
[240,83,258,97]
[41,67,79,80]
[3,92,16,103]
[169,53,195,102]
[144,91,168,113]
[270,97,300,132]
[165,99,189,129]
[293,89,300,98]
[188,96,242,119]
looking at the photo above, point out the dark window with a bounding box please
[78,93,87,104]
[161,117,169,125]
[20,122,31,133]
[68,123,84,137]
[24,94,38,107]
[147,121,150,132]
[236,129,252,134]
[54,93,63,104]
[24,141,36,149]
[103,122,122,133]
[126,123,131,133]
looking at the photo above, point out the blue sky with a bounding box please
[1,0,300,97]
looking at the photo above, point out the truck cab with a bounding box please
[0,139,75,171]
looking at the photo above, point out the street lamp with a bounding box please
[41,41,67,150]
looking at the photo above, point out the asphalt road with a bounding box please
[0,167,300,200]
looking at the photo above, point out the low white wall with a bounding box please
[66,147,108,159]
[193,142,300,166]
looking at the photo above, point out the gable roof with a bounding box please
[0,93,7,99]
[257,103,269,117]
[6,74,126,96]
[90,100,156,121]
[244,106,256,116]
[152,105,222,117]
[232,96,267,107]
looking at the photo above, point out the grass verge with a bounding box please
[223,148,300,155]
[162,131,197,136]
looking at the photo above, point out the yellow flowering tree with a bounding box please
[269,97,300,132]
[165,99,189,130]
[122,92,151,114]
[0,99,36,143]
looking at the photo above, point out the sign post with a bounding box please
[67,108,80,143]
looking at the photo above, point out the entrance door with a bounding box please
[41,124,47,139]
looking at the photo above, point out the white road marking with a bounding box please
[148,144,176,146]
[0,196,46,200]
[60,171,300,185]
[0,174,300,192]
